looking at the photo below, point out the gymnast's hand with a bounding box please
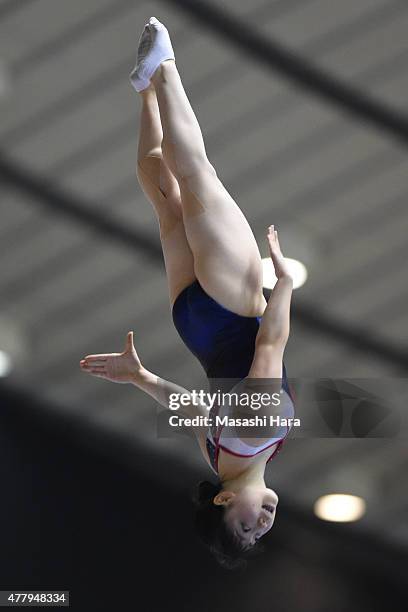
[267,225,292,280]
[79,331,143,384]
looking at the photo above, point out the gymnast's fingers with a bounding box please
[80,363,106,372]
[86,370,107,378]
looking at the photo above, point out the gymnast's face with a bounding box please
[213,486,278,548]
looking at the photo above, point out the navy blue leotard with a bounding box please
[172,280,295,472]
[172,279,292,395]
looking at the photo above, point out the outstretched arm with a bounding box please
[248,226,293,378]
[79,332,210,460]
[130,366,208,417]
[80,331,208,416]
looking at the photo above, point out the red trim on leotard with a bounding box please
[212,422,290,473]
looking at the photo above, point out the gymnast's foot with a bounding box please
[130,16,175,92]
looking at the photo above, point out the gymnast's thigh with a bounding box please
[178,166,267,316]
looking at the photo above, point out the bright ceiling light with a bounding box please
[314,494,366,522]
[262,257,308,290]
[0,350,13,377]
[0,314,27,375]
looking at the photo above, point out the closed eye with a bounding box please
[241,523,251,533]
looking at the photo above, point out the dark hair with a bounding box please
[192,480,265,570]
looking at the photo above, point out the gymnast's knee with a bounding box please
[178,157,217,183]
[158,210,183,239]
[162,139,216,182]
[136,152,162,186]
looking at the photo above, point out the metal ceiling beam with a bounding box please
[290,298,408,370]
[163,0,408,145]
[0,153,163,262]
[0,0,37,21]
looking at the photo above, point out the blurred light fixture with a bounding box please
[262,256,307,290]
[0,314,28,376]
[314,493,366,522]
[260,222,323,290]
[0,350,13,377]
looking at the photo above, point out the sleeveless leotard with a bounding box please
[172,280,295,472]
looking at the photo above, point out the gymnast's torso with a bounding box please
[172,278,292,392]
[172,279,295,473]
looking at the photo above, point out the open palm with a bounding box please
[79,331,142,384]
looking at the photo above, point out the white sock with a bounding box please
[130,16,175,92]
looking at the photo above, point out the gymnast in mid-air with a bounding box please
[80,17,295,568]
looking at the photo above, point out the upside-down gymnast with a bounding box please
[79,17,295,568]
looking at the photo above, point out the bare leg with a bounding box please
[151,60,267,317]
[136,83,195,308]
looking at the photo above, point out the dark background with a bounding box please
[0,387,406,612]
